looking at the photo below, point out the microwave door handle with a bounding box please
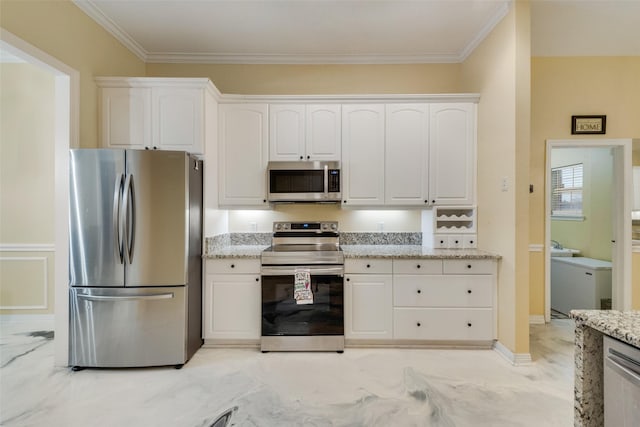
[324,164,328,195]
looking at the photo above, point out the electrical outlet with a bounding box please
[501,177,509,192]
[249,222,257,232]
[377,222,384,232]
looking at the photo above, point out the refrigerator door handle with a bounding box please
[112,174,125,264]
[77,292,175,302]
[122,173,136,264]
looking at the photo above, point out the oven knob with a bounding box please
[284,223,290,230]
[331,223,337,230]
[275,224,282,231]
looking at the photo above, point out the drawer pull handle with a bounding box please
[366,264,371,268]
[417,289,421,294]
[467,322,472,327]
[467,289,472,294]
[585,272,593,276]
[467,264,472,269]
[416,322,421,327]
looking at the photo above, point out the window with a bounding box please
[551,163,583,218]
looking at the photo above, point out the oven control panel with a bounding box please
[273,221,338,232]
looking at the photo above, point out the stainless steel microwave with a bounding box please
[267,161,341,203]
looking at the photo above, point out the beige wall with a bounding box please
[531,56,640,314]
[146,63,462,95]
[460,2,530,354]
[0,63,56,314]
[0,0,146,148]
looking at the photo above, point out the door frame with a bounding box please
[545,139,633,322]
[1,29,80,366]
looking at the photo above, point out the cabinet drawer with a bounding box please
[443,259,495,275]
[393,308,493,341]
[345,258,393,274]
[393,259,443,274]
[393,275,493,307]
[207,259,260,274]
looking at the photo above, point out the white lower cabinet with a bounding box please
[344,259,393,340]
[391,258,496,344]
[204,259,261,342]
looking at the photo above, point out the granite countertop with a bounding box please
[341,245,500,259]
[204,245,267,259]
[205,244,500,260]
[571,309,640,348]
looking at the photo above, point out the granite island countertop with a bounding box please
[569,310,640,427]
[571,309,640,348]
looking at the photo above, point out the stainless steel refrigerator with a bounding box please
[68,149,203,369]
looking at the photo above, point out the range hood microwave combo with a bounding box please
[267,161,341,203]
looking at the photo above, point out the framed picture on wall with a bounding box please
[571,115,606,135]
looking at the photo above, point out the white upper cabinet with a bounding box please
[385,104,430,206]
[269,104,341,161]
[97,78,216,155]
[429,103,476,205]
[100,87,151,150]
[341,104,386,206]
[218,103,269,207]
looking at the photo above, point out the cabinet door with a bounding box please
[344,274,393,340]
[152,88,204,153]
[269,104,306,161]
[385,104,430,206]
[204,274,261,340]
[306,104,341,161]
[218,104,269,206]
[429,103,476,205]
[341,104,385,206]
[100,87,151,149]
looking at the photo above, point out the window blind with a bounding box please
[551,163,583,217]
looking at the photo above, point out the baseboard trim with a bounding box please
[493,341,532,366]
[529,315,546,325]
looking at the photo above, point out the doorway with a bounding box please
[545,139,633,322]
[0,29,79,366]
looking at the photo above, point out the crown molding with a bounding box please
[145,52,462,65]
[73,0,148,62]
[459,1,511,62]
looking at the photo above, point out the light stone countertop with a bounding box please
[570,309,640,348]
[341,245,501,260]
[204,244,500,260]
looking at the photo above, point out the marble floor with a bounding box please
[0,318,575,427]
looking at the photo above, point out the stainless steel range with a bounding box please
[261,221,344,352]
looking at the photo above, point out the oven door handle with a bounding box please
[261,266,344,276]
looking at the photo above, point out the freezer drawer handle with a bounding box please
[77,293,175,302]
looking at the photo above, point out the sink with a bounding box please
[550,247,581,257]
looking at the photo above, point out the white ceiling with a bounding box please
[58,1,640,64]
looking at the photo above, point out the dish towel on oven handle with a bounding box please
[294,268,313,305]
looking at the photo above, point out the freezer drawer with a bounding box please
[70,287,187,368]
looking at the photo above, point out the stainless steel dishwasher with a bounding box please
[604,336,640,426]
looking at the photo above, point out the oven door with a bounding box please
[261,265,344,337]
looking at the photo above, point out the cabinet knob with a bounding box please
[343,200,347,203]
[424,200,428,204]
[255,278,259,282]
[432,200,436,204]
[417,289,421,294]
[366,264,371,268]
[145,146,150,150]
[467,264,472,269]
[467,322,472,327]
[153,146,158,150]
[306,155,310,160]
[263,199,267,203]
[299,156,303,160]
[440,240,445,244]
[416,322,421,327]
[346,277,350,281]
[455,240,460,244]
[467,289,472,294]
[469,240,474,244]
[416,264,421,269]
[230,264,235,268]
